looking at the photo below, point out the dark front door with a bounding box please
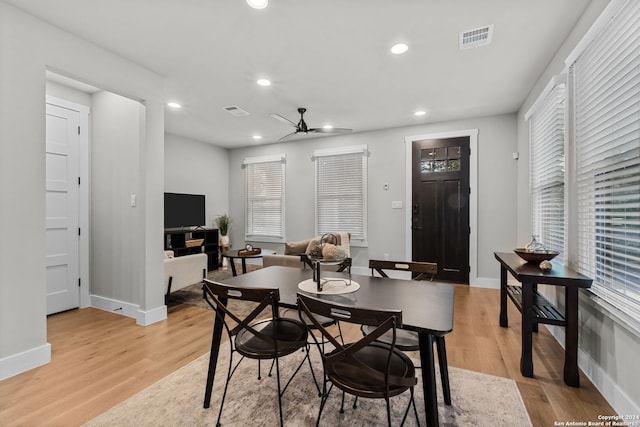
[412,137,470,283]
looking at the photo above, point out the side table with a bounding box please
[495,252,592,387]
[221,249,276,276]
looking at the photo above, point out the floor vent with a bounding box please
[459,25,494,50]
[222,105,250,116]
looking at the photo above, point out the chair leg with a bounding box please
[385,397,392,427]
[215,347,235,427]
[400,387,420,427]
[274,357,284,427]
[436,336,451,406]
[316,383,332,427]
[281,345,315,396]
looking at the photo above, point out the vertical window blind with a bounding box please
[244,154,286,241]
[572,0,640,317]
[529,81,567,263]
[314,145,367,242]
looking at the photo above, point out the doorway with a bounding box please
[412,136,470,283]
[405,130,478,285]
[45,95,90,314]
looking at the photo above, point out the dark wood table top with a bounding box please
[221,249,276,259]
[213,265,455,336]
[494,252,592,288]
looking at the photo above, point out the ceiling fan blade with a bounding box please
[270,113,297,128]
[308,127,353,134]
[277,131,298,142]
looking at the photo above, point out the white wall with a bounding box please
[0,2,165,380]
[227,113,517,282]
[90,91,143,303]
[515,0,640,415]
[164,133,229,230]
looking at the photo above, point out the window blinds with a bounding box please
[244,155,285,240]
[573,0,640,312]
[529,82,566,262]
[314,146,367,241]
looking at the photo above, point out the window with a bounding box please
[314,145,367,244]
[569,0,640,320]
[526,78,567,263]
[244,154,286,242]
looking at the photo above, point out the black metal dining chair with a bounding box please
[298,293,420,427]
[362,259,452,406]
[202,279,309,427]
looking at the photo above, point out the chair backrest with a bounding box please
[203,279,278,339]
[298,293,416,391]
[369,259,437,281]
[297,293,402,354]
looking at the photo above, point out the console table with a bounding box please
[494,252,592,387]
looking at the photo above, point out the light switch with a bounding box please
[391,201,403,209]
[130,194,136,207]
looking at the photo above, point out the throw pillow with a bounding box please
[284,239,311,256]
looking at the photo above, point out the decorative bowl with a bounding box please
[514,248,559,263]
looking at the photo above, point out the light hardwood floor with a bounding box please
[0,284,614,426]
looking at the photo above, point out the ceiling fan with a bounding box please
[270,108,352,141]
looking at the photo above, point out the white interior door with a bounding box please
[46,103,80,314]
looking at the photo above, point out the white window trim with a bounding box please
[243,153,286,243]
[527,76,567,263]
[561,0,640,333]
[313,145,368,247]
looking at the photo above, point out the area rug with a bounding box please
[168,264,262,311]
[83,341,531,427]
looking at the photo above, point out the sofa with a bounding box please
[262,232,351,271]
[163,250,208,298]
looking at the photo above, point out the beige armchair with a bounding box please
[262,232,351,271]
[163,250,207,300]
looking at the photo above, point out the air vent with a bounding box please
[459,25,494,50]
[222,105,250,116]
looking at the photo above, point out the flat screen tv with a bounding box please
[164,192,206,229]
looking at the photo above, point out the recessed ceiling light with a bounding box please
[167,102,182,109]
[323,125,333,129]
[414,110,427,116]
[256,78,271,87]
[391,43,409,55]
[252,135,262,140]
[247,0,268,9]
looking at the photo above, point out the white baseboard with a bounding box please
[136,305,167,326]
[90,294,167,326]
[0,343,51,381]
[90,294,140,319]
[546,325,640,416]
[470,276,500,289]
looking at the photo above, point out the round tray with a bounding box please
[514,248,559,263]
[298,279,360,295]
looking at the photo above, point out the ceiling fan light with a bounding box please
[247,0,268,9]
[391,43,409,55]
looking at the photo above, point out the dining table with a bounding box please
[202,265,455,427]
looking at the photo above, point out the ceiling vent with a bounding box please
[222,105,250,116]
[459,25,494,50]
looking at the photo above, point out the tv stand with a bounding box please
[165,228,219,271]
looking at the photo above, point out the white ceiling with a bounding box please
[7,0,592,148]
